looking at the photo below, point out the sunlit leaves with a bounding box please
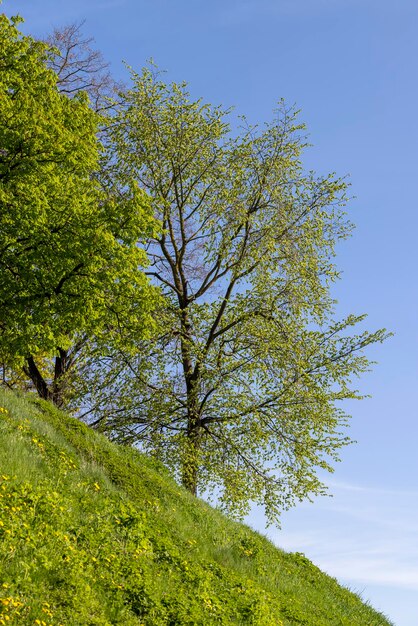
[81,68,389,524]
[0,16,159,401]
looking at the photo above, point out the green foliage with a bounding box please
[78,67,389,522]
[0,15,159,400]
[0,389,393,625]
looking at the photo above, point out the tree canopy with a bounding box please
[76,68,389,523]
[0,9,390,524]
[0,15,159,405]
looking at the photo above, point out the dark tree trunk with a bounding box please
[52,348,68,408]
[24,356,52,402]
[181,402,202,496]
[179,307,203,496]
[23,348,70,408]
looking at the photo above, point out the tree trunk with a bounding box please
[23,349,70,408]
[24,356,52,402]
[181,368,203,496]
[181,414,202,496]
[52,348,68,408]
[179,305,203,496]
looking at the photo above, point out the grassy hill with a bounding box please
[0,389,393,626]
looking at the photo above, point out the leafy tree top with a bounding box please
[0,16,159,362]
[80,67,390,524]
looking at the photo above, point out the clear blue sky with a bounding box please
[5,1,418,623]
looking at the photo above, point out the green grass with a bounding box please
[0,389,393,626]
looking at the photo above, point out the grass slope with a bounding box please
[0,389,393,626]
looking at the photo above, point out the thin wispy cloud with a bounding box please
[320,553,418,591]
[269,478,418,592]
[326,477,418,499]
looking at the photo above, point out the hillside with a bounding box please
[0,389,393,626]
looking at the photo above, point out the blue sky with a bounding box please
[4,1,418,623]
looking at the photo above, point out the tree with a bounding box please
[0,15,159,406]
[78,68,388,523]
[45,20,117,111]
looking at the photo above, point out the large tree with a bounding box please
[72,69,388,523]
[0,16,159,406]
